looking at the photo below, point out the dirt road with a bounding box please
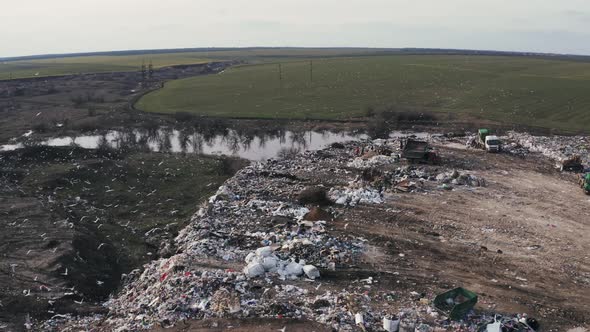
[353,144,590,326]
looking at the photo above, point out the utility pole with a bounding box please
[141,60,147,81]
[148,60,154,79]
[278,63,283,90]
[310,60,313,84]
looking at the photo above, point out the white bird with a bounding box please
[61,268,68,276]
[51,314,68,319]
[48,300,55,305]
[97,243,106,250]
[23,289,31,296]
[36,112,42,117]
[74,299,84,305]
[278,327,286,332]
[96,280,104,286]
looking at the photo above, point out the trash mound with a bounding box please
[435,170,487,187]
[329,183,384,206]
[36,139,522,332]
[37,149,368,331]
[347,154,398,169]
[508,132,590,166]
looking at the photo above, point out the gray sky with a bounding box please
[2,0,590,57]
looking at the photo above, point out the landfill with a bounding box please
[506,132,590,166]
[35,136,561,331]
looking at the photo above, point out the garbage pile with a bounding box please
[329,184,384,206]
[435,170,487,187]
[348,154,399,169]
[508,132,590,166]
[243,246,321,280]
[35,139,531,332]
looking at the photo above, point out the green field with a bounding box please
[137,55,590,131]
[0,48,385,80]
[0,52,211,80]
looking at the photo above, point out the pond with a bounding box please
[1,128,442,160]
[1,129,369,161]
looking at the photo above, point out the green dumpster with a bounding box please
[433,287,478,320]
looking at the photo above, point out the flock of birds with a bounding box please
[1,148,201,329]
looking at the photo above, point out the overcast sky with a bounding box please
[2,0,590,57]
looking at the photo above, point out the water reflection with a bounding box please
[1,128,367,161]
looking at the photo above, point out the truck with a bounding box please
[400,139,440,164]
[470,129,502,152]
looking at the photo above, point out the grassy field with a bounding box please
[137,55,590,131]
[0,48,385,80]
[0,52,209,80]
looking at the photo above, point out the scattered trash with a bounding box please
[31,137,557,331]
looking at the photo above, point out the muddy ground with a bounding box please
[0,146,247,330]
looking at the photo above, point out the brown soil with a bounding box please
[332,144,590,329]
[150,318,332,332]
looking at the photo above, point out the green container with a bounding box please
[478,129,490,141]
[433,287,478,320]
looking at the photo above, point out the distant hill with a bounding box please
[3,47,590,62]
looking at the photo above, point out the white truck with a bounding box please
[469,129,502,152]
[484,135,501,152]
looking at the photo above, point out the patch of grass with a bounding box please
[138,55,590,132]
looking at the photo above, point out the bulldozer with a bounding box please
[400,139,440,164]
[558,155,584,172]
